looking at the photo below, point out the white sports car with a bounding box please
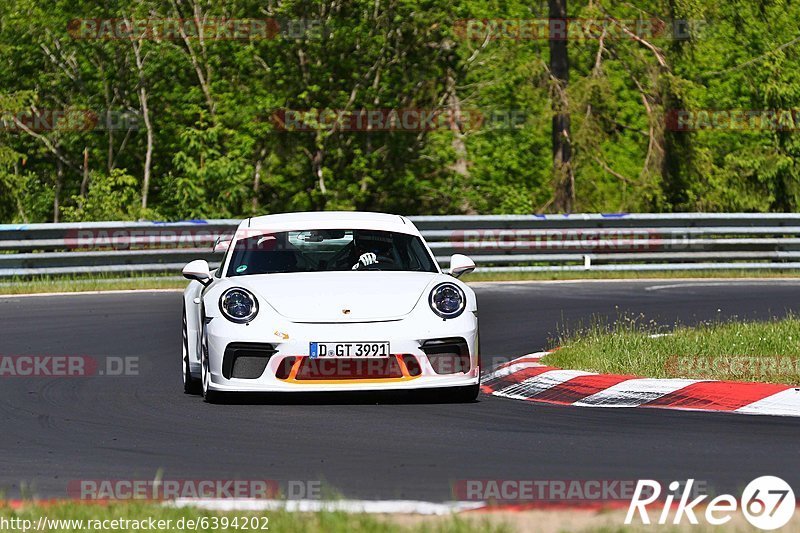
[181,211,480,403]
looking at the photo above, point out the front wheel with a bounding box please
[445,384,480,403]
[200,321,223,404]
[182,306,200,394]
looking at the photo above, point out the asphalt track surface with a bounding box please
[1,280,799,501]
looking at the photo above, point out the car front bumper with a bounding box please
[204,314,479,393]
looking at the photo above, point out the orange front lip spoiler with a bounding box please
[279,354,422,384]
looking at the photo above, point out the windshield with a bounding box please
[225,229,438,276]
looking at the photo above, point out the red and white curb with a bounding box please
[482,352,800,417]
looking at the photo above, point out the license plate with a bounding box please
[309,342,390,359]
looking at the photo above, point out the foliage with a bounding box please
[61,169,149,221]
[1,0,799,222]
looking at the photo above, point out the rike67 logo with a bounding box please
[626,477,795,530]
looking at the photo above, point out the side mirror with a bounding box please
[182,259,212,285]
[448,254,476,278]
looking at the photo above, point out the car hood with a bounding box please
[235,271,441,322]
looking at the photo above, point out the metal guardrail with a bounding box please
[2,214,800,277]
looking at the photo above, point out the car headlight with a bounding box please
[429,282,466,319]
[219,287,259,323]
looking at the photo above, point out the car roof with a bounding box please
[240,211,420,236]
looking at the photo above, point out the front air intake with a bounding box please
[421,337,471,374]
[222,342,277,379]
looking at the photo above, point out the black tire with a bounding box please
[447,383,480,403]
[203,388,223,404]
[199,318,224,404]
[182,305,201,395]
[443,341,481,403]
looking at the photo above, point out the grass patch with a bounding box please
[0,274,185,295]
[544,315,800,385]
[0,501,510,533]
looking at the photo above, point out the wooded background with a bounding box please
[1,0,799,222]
